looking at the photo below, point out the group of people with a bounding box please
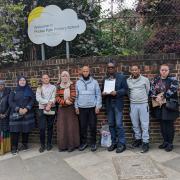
[0,63,179,155]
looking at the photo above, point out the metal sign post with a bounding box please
[41,44,45,61]
[66,41,70,60]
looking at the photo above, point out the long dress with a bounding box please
[56,84,80,150]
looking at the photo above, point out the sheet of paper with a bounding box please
[103,79,116,94]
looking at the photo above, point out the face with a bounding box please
[19,78,26,87]
[131,66,140,77]
[42,74,50,84]
[82,66,90,78]
[61,72,69,83]
[160,65,169,78]
[0,84,5,91]
[107,63,115,75]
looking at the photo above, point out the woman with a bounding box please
[150,64,179,152]
[0,80,11,155]
[56,71,80,152]
[9,76,35,154]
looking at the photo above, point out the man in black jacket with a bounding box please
[102,62,128,153]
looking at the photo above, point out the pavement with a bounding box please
[0,143,180,180]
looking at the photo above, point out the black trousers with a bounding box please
[11,132,29,149]
[38,110,55,146]
[160,120,175,144]
[79,107,97,145]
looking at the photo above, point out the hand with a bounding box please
[19,108,24,115]
[102,92,107,96]
[110,91,117,96]
[65,99,73,105]
[0,114,6,118]
[95,108,100,114]
[22,108,28,114]
[75,108,79,115]
[45,105,51,112]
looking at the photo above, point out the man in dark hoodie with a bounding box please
[102,62,128,153]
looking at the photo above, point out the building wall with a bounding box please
[0,53,179,143]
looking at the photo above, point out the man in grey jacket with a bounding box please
[127,65,150,153]
[75,66,102,152]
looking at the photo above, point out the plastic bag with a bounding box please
[100,124,111,147]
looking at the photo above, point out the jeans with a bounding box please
[107,104,126,145]
[38,110,55,146]
[130,103,149,143]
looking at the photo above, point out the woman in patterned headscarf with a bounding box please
[150,64,179,152]
[56,71,80,152]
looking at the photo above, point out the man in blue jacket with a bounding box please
[75,66,102,152]
[102,62,128,153]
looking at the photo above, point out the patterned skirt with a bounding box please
[0,131,11,155]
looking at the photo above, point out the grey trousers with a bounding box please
[130,103,150,143]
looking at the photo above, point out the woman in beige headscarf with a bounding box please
[56,71,80,152]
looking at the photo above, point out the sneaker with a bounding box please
[91,144,97,152]
[39,145,45,153]
[116,144,126,153]
[79,144,88,151]
[159,142,168,149]
[165,144,173,152]
[107,144,117,152]
[47,144,53,151]
[132,139,142,148]
[141,142,149,153]
[19,144,28,151]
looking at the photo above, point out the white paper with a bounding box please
[103,79,116,94]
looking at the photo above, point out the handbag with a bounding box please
[166,98,179,111]
[10,112,23,120]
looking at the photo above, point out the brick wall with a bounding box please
[0,53,179,144]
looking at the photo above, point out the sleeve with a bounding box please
[145,78,150,96]
[8,91,19,112]
[95,81,102,109]
[36,87,48,105]
[26,92,35,111]
[49,86,57,103]
[149,78,157,97]
[74,82,79,109]
[165,77,179,99]
[116,75,128,97]
[69,84,76,103]
[56,88,65,106]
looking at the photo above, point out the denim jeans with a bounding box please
[107,104,126,145]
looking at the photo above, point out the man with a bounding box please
[75,66,102,152]
[102,62,128,153]
[36,74,56,153]
[127,65,150,153]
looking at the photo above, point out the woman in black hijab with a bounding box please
[9,76,35,155]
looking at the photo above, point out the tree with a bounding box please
[0,0,27,64]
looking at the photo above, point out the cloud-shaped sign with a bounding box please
[28,5,86,47]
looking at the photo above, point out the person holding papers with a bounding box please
[102,62,128,153]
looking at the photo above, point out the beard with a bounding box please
[82,74,90,81]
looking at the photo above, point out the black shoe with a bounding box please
[68,148,74,152]
[39,145,45,153]
[91,144,97,152]
[19,144,28,151]
[11,148,18,155]
[79,144,88,151]
[132,139,142,148]
[141,142,149,153]
[107,144,117,152]
[165,144,173,152]
[116,144,126,153]
[159,142,168,149]
[47,144,53,151]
